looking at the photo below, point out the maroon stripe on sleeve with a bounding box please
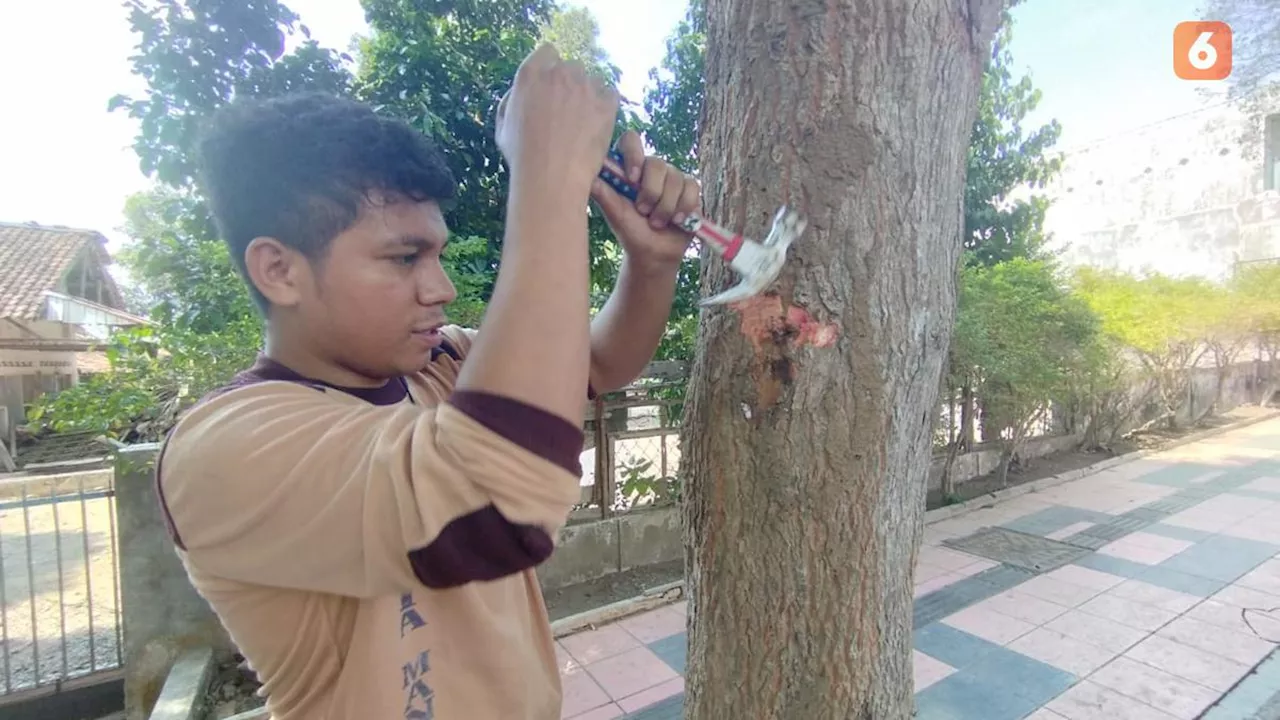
[447,390,584,476]
[407,505,554,588]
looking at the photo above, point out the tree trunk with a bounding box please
[679,2,1004,717]
[960,382,976,449]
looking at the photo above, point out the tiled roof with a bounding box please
[0,222,123,320]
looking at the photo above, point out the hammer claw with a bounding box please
[598,152,805,305]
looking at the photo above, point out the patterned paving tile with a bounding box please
[647,633,686,675]
[913,564,1037,628]
[1124,634,1253,693]
[914,622,1001,669]
[1072,554,1230,597]
[913,644,1075,720]
[1046,680,1180,719]
[623,693,682,719]
[1131,462,1222,489]
[1159,535,1280,584]
[1141,522,1213,544]
[564,422,1280,718]
[1000,506,1114,537]
[1088,656,1221,719]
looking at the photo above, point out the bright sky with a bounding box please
[0,0,1234,255]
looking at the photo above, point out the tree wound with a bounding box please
[731,293,838,412]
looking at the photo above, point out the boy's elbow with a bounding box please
[405,504,558,589]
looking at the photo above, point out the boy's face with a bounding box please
[295,194,458,380]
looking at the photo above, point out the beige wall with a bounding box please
[1038,97,1280,281]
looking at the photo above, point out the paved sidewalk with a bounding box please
[553,415,1280,719]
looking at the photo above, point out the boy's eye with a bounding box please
[393,253,420,266]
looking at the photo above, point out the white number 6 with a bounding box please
[1188,31,1218,70]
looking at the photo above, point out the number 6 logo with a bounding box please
[1174,21,1232,80]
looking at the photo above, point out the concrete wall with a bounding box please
[1039,97,1280,280]
[538,505,682,592]
[114,445,232,720]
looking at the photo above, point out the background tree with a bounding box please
[950,4,1064,450]
[33,0,634,436]
[962,7,1062,268]
[1073,269,1216,430]
[951,259,1100,486]
[678,0,1006,716]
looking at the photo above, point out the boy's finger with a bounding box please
[670,172,701,225]
[635,157,667,215]
[614,130,645,183]
[672,174,701,227]
[650,167,686,229]
[517,42,561,79]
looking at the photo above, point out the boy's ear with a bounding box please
[244,236,306,308]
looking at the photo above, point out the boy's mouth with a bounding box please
[411,324,445,346]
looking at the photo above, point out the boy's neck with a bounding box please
[262,324,390,390]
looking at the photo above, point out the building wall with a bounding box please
[1040,98,1280,281]
[0,321,82,428]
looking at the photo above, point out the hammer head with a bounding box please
[700,206,807,306]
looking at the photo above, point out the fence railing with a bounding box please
[0,471,122,700]
[573,360,686,523]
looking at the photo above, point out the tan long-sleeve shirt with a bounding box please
[155,325,584,720]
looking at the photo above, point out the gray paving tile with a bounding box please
[1133,462,1220,488]
[1202,648,1280,720]
[1071,553,1148,579]
[1138,565,1228,597]
[1160,534,1280,583]
[913,565,1036,628]
[913,661,1064,720]
[914,623,1001,669]
[965,645,1077,702]
[1000,505,1114,537]
[1062,533,1111,550]
[1118,506,1171,523]
[1141,522,1213,543]
[648,633,686,674]
[626,692,683,719]
[1142,493,1206,515]
[1231,489,1280,503]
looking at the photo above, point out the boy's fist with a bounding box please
[495,43,620,194]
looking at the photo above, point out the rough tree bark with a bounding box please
[679,1,1006,718]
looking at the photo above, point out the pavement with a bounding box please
[553,415,1280,719]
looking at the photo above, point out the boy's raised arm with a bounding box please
[452,44,620,427]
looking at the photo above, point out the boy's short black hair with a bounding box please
[195,91,458,312]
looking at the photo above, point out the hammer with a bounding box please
[599,150,806,306]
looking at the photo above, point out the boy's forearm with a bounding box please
[454,173,592,427]
[588,253,682,393]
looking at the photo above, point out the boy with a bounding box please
[156,44,699,720]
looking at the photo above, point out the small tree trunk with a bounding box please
[960,383,976,449]
[681,1,1004,717]
[996,441,1016,487]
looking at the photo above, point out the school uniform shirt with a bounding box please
[155,325,584,720]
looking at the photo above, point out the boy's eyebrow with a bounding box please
[383,235,443,251]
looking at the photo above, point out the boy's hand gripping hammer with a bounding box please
[599,150,806,306]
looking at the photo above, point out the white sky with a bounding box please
[0,0,1230,254]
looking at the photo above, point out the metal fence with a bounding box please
[0,472,122,700]
[575,361,686,522]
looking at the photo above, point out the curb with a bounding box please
[147,646,216,720]
[550,581,684,640]
[922,409,1280,526]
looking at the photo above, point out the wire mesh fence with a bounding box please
[0,472,122,697]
